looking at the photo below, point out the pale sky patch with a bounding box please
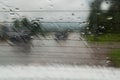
[100,1,111,11]
[0,0,93,22]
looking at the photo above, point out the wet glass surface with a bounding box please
[0,0,120,79]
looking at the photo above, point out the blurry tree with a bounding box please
[108,0,120,33]
[87,0,103,40]
[13,17,45,37]
[88,0,120,35]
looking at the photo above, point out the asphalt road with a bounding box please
[0,33,109,66]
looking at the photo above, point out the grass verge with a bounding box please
[85,34,120,42]
[86,34,120,67]
[109,49,120,67]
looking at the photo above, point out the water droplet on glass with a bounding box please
[38,17,44,19]
[72,13,75,16]
[50,4,54,8]
[59,18,63,20]
[9,9,13,11]
[15,8,19,10]
[81,4,84,6]
[106,17,113,20]
[2,8,6,10]
[68,17,70,19]
[87,32,92,35]
[101,26,105,29]
[86,27,89,30]
[83,21,86,23]
[50,4,53,7]
[96,12,101,15]
[12,18,16,20]
[40,8,43,9]
[81,32,85,35]
[79,22,82,24]
[10,12,15,15]
[77,17,81,19]
[106,2,108,4]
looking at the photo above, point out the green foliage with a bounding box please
[109,49,120,67]
[86,34,120,42]
[87,0,120,67]
[31,22,45,37]
[13,18,45,37]
[14,19,20,28]
[88,0,120,35]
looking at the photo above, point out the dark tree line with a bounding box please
[13,18,45,37]
[0,17,46,45]
[87,0,120,35]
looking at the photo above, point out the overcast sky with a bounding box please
[0,0,94,22]
[0,0,111,24]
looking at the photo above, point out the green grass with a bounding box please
[109,49,120,67]
[86,34,120,67]
[86,34,120,42]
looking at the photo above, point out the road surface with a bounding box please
[0,33,109,66]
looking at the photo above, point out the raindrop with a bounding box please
[2,8,6,10]
[37,20,40,21]
[106,60,110,64]
[110,1,113,4]
[40,8,43,9]
[101,0,111,11]
[81,32,85,35]
[9,9,13,11]
[77,17,81,19]
[82,21,86,23]
[88,32,92,35]
[101,26,105,29]
[79,22,82,24]
[38,17,44,19]
[59,18,63,20]
[92,3,94,6]
[86,21,89,25]
[50,4,53,7]
[81,4,84,6]
[72,13,75,16]
[96,12,101,15]
[67,17,70,19]
[106,17,113,20]
[86,27,89,30]
[10,12,15,15]
[50,4,54,8]
[12,18,16,20]
[15,8,19,10]
[106,1,109,4]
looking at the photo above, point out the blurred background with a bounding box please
[0,0,120,79]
